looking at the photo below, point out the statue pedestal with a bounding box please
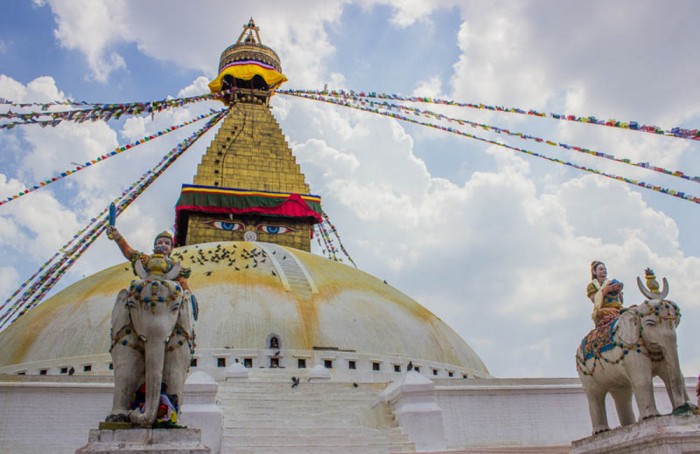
[571,414,700,454]
[76,427,210,453]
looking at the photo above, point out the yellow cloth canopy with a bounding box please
[208,61,288,92]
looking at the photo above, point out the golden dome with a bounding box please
[0,241,489,377]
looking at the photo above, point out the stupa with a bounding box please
[0,19,489,383]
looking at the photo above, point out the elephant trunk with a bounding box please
[661,335,688,409]
[130,336,166,427]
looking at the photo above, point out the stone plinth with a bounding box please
[308,364,331,382]
[571,414,700,454]
[380,371,447,452]
[75,428,210,453]
[181,371,222,454]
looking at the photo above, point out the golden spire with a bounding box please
[175,22,319,251]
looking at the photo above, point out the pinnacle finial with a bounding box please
[644,268,660,293]
[237,17,261,45]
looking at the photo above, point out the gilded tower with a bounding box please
[175,19,321,251]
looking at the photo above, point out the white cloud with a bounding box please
[176,76,210,98]
[0,267,19,300]
[0,75,26,103]
[412,75,444,98]
[41,0,129,82]
[450,1,700,124]
[38,0,347,87]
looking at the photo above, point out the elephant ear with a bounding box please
[111,289,131,336]
[176,292,194,339]
[616,310,641,345]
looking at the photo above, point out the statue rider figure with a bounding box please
[106,226,197,319]
[587,260,623,326]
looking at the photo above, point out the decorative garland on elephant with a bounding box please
[575,300,679,376]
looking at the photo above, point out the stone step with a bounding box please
[219,383,379,396]
[217,395,374,409]
[223,435,415,449]
[224,427,387,437]
[219,398,378,407]
[223,402,378,410]
[219,392,378,400]
[219,393,376,402]
[221,410,371,421]
[222,378,384,387]
[223,445,415,454]
[219,379,411,454]
[223,411,365,421]
[221,383,377,390]
[221,408,376,417]
[222,445,409,454]
[223,418,373,429]
[219,388,378,397]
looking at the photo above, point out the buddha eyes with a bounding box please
[206,221,244,231]
[205,221,294,235]
[257,225,294,235]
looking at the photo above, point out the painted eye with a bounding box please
[206,221,244,231]
[257,225,294,235]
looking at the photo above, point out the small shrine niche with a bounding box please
[266,333,281,350]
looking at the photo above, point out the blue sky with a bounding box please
[1,0,699,378]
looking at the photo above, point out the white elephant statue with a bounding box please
[576,274,693,434]
[106,262,195,427]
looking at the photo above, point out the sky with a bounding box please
[0,0,699,378]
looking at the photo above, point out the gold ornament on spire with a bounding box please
[208,18,288,105]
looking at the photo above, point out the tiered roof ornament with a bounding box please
[208,18,288,105]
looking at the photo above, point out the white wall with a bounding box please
[0,376,221,454]
[0,381,112,454]
[434,377,695,449]
[0,375,695,453]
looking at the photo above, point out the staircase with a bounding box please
[219,370,415,454]
[255,242,316,298]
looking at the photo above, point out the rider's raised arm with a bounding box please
[107,226,142,263]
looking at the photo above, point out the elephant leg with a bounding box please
[585,384,610,434]
[628,357,659,419]
[109,339,144,420]
[655,361,692,412]
[162,339,192,413]
[655,365,677,411]
[610,386,636,426]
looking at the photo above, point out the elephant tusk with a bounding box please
[637,277,654,300]
[660,277,669,300]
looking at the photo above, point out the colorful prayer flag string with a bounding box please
[279,92,700,206]
[0,109,225,207]
[346,97,700,184]
[314,229,329,257]
[0,110,227,330]
[321,211,357,268]
[315,222,339,262]
[314,224,335,260]
[0,89,239,129]
[278,89,700,141]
